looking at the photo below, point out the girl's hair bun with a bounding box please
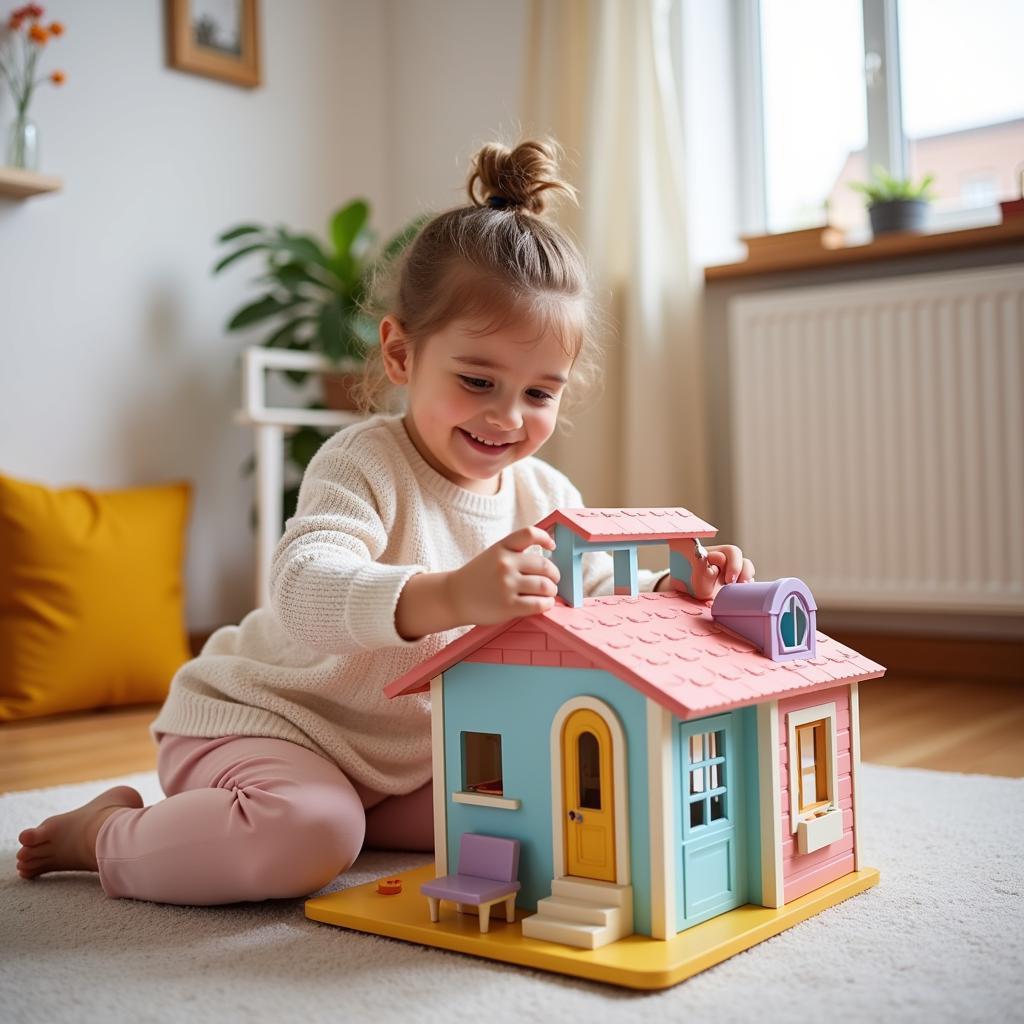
[467,138,578,216]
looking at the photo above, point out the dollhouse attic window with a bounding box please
[710,578,817,664]
[779,593,810,652]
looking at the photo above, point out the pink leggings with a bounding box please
[94,733,433,906]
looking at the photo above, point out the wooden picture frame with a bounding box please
[166,0,261,89]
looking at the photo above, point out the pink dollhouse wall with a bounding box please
[463,619,600,670]
[778,685,856,903]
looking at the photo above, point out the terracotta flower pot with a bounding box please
[322,370,363,411]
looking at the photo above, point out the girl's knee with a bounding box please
[238,789,365,895]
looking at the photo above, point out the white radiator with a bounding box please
[728,265,1024,614]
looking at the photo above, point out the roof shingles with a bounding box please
[385,591,885,718]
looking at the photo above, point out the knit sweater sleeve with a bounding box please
[269,434,427,655]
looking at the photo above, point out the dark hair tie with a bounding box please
[487,194,515,210]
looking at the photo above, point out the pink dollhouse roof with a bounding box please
[535,507,717,542]
[384,590,885,721]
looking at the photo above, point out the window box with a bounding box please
[797,805,843,854]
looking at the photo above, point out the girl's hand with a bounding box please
[697,544,755,600]
[657,543,756,600]
[445,526,560,625]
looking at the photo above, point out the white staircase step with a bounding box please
[551,876,632,907]
[522,878,635,950]
[521,913,611,950]
[536,895,617,926]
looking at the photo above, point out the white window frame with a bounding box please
[734,0,1000,236]
[778,593,811,654]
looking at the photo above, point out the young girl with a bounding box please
[16,138,754,905]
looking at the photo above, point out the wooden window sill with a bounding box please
[704,217,1024,282]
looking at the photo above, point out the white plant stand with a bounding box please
[237,346,364,607]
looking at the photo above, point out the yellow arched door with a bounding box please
[562,708,616,881]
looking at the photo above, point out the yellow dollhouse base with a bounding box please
[305,864,881,991]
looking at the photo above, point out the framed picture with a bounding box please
[166,0,261,89]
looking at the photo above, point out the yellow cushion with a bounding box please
[0,474,192,722]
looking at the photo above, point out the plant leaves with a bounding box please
[213,243,267,274]
[262,316,313,349]
[289,425,329,469]
[259,261,329,293]
[217,224,264,243]
[271,229,337,275]
[318,300,346,362]
[281,484,302,531]
[330,200,370,262]
[227,295,303,330]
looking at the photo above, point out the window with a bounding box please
[461,732,503,796]
[758,0,868,233]
[779,593,810,652]
[686,729,728,829]
[786,703,839,832]
[577,731,602,809]
[900,0,1024,224]
[797,719,830,812]
[747,0,1024,235]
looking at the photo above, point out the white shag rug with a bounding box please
[1,763,1021,1023]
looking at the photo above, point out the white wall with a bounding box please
[0,0,389,629]
[381,0,530,228]
[0,0,740,632]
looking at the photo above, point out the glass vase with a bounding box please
[6,113,39,171]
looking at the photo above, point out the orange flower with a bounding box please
[48,20,63,35]
[28,22,48,44]
[50,69,65,85]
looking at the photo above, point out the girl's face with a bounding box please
[380,313,577,495]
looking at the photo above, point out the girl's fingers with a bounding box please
[519,573,558,597]
[522,553,560,581]
[504,526,555,552]
[709,545,745,583]
[514,595,556,616]
[738,558,756,582]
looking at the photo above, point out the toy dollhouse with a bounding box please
[306,508,886,989]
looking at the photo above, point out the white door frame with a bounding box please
[548,696,631,885]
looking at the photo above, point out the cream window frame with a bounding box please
[786,702,839,833]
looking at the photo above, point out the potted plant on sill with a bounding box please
[215,199,426,526]
[849,165,937,236]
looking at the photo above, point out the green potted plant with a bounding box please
[214,199,425,405]
[214,199,426,525]
[849,165,937,236]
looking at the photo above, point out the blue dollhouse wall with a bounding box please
[440,661,655,935]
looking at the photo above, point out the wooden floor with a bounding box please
[1,633,1021,794]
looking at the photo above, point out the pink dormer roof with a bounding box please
[535,507,717,542]
[384,590,885,720]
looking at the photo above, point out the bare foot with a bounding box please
[16,785,144,879]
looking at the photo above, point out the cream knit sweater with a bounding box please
[150,413,667,794]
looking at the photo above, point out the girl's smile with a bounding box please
[380,312,578,495]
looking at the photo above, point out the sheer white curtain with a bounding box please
[521,0,709,515]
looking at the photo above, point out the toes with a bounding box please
[17,843,51,861]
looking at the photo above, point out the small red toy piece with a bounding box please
[377,878,402,896]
